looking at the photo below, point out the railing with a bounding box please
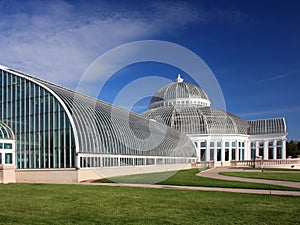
[231,160,255,167]
[231,158,300,168]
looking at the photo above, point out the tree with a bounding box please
[286,140,300,158]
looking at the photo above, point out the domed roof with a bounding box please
[141,105,249,135]
[149,74,210,109]
[0,121,14,139]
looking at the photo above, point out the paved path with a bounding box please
[83,182,300,196]
[197,167,300,189]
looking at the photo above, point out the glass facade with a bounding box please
[248,118,286,135]
[0,67,196,169]
[0,69,76,169]
[142,105,250,135]
[142,76,288,163]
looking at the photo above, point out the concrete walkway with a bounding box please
[83,181,300,196]
[197,167,300,189]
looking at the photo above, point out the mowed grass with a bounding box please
[234,167,300,171]
[0,183,300,225]
[220,172,300,182]
[97,169,300,191]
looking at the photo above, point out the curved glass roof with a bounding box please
[248,118,286,135]
[0,121,14,139]
[141,105,250,135]
[150,75,210,109]
[3,66,195,158]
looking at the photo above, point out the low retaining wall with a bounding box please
[0,164,16,184]
[16,169,78,184]
[78,163,192,182]
[13,164,192,183]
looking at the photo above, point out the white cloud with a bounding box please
[0,0,205,89]
[258,70,300,83]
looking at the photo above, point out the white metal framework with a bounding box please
[149,74,211,109]
[248,118,287,160]
[0,65,196,169]
[141,76,287,163]
[0,121,15,165]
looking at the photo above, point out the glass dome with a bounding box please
[143,75,249,135]
[141,105,249,135]
[149,74,211,109]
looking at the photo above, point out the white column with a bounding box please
[214,146,217,162]
[256,141,259,157]
[273,140,277,160]
[245,140,250,160]
[282,139,286,159]
[264,140,268,159]
[205,144,210,161]
[229,142,232,161]
[196,142,200,162]
[221,141,225,162]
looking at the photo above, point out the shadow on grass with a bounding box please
[94,168,300,191]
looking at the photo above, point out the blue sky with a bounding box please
[0,0,299,140]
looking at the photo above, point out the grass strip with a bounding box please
[96,169,300,191]
[0,183,299,225]
[220,171,300,182]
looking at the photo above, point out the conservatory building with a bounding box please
[141,75,287,166]
[0,65,196,183]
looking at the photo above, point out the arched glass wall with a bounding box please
[0,67,196,169]
[0,69,76,169]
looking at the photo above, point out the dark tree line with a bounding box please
[286,140,300,158]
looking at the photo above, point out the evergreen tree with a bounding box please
[286,140,300,158]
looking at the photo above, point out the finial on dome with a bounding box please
[176,73,184,83]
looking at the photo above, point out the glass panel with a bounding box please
[5,153,13,164]
[225,142,229,148]
[4,143,12,149]
[217,149,221,161]
[232,149,236,160]
[225,149,229,161]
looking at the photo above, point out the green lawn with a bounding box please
[0,183,299,225]
[220,171,300,182]
[233,167,300,171]
[97,169,300,191]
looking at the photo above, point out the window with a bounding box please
[5,153,13,164]
[232,142,236,148]
[201,149,206,161]
[217,149,221,161]
[225,149,229,161]
[4,143,12,149]
[210,149,214,160]
[232,149,236,160]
